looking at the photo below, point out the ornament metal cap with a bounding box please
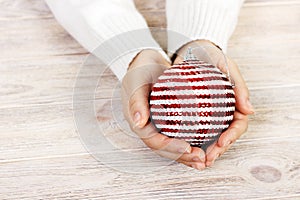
[184,47,198,61]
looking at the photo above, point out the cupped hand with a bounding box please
[121,49,206,170]
[173,40,254,167]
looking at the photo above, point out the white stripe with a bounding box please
[169,68,223,74]
[154,80,232,88]
[159,73,226,80]
[186,139,215,142]
[163,132,220,138]
[152,115,233,122]
[155,124,229,130]
[185,140,215,143]
[185,138,213,142]
[166,68,221,74]
[150,98,235,105]
[151,106,235,113]
[151,89,234,96]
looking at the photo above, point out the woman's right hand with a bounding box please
[121,49,206,170]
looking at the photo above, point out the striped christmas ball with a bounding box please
[149,59,235,149]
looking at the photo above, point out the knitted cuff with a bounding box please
[166,0,244,54]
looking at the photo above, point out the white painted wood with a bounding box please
[0,0,299,199]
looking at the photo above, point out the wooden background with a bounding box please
[0,0,299,199]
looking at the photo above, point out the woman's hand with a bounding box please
[173,40,254,167]
[122,49,207,170]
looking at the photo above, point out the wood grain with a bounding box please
[0,0,299,199]
[0,137,299,199]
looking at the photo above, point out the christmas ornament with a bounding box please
[149,48,235,150]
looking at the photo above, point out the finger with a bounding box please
[167,146,206,163]
[226,59,254,115]
[140,128,192,154]
[122,64,169,129]
[150,142,206,163]
[153,148,204,163]
[122,63,168,95]
[153,148,182,161]
[206,140,231,164]
[205,141,217,156]
[189,147,206,162]
[205,143,234,167]
[205,142,224,167]
[179,160,206,170]
[128,84,151,128]
[206,151,221,167]
[205,111,248,167]
[217,111,248,147]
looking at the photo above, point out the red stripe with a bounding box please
[169,136,207,140]
[154,119,231,126]
[170,135,218,140]
[158,128,226,134]
[150,93,235,100]
[152,85,233,92]
[158,77,229,84]
[172,63,215,69]
[150,111,234,117]
[162,70,222,77]
[150,102,235,109]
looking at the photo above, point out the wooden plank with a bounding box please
[0,55,118,107]
[0,96,299,161]
[0,0,299,199]
[228,4,300,60]
[228,3,300,95]
[134,0,165,11]
[0,137,299,199]
[0,0,51,19]
[0,50,299,109]
[0,18,87,60]
[1,64,299,109]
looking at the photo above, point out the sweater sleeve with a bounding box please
[45,0,169,80]
[166,0,245,54]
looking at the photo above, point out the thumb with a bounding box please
[227,59,255,115]
[234,83,254,115]
[129,84,151,129]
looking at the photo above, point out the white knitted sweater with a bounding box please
[46,0,244,80]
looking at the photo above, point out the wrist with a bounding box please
[129,49,169,70]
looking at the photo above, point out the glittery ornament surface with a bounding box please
[149,60,235,149]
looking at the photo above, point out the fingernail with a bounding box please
[223,140,232,147]
[177,148,186,154]
[186,146,192,153]
[215,153,220,160]
[191,164,204,170]
[206,162,212,167]
[247,100,255,114]
[177,146,191,154]
[192,157,201,162]
[133,112,141,127]
[197,163,206,170]
[199,152,206,162]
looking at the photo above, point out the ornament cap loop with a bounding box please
[184,47,198,61]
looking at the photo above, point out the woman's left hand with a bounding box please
[173,40,254,167]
